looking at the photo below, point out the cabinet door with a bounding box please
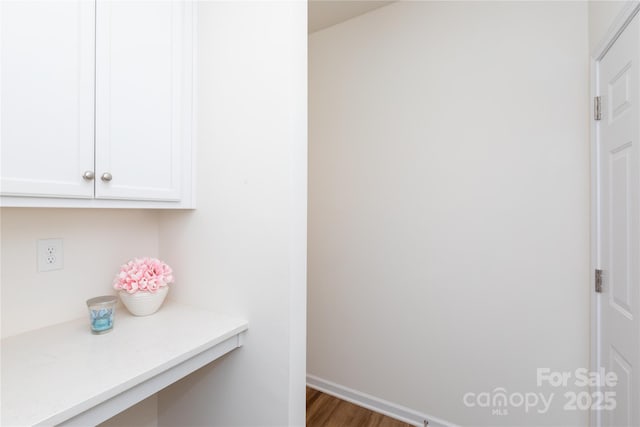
[95,0,192,201]
[1,1,95,198]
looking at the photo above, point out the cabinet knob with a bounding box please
[82,171,95,181]
[101,172,113,182]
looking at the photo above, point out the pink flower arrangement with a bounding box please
[113,257,174,294]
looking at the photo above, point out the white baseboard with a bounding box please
[306,374,457,427]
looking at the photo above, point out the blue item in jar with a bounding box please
[90,308,114,332]
[86,295,117,334]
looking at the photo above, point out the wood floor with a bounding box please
[306,387,414,427]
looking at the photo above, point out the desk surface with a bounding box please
[1,301,248,426]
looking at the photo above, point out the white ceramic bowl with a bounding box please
[119,286,169,316]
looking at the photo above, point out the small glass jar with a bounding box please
[86,296,117,334]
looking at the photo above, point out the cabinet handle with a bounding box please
[101,172,113,182]
[82,171,95,181]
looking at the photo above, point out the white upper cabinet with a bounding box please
[95,0,191,202]
[1,1,96,199]
[0,1,195,208]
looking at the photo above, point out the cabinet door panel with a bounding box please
[95,0,189,201]
[1,1,95,198]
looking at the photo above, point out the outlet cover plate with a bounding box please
[37,238,63,272]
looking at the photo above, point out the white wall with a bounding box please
[588,1,628,50]
[156,1,307,426]
[308,2,589,426]
[0,208,159,338]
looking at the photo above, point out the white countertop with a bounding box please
[1,301,248,426]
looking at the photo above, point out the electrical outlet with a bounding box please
[37,238,64,272]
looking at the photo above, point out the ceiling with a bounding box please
[308,1,395,33]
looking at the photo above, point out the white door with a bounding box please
[596,11,640,427]
[0,0,95,198]
[95,0,191,201]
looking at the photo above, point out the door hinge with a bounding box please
[595,269,603,293]
[594,96,602,121]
